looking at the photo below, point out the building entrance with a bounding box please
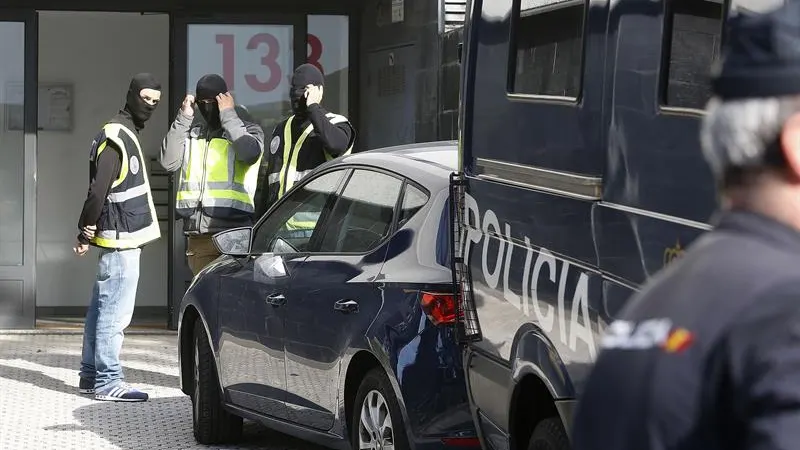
[0,3,360,331]
[34,11,171,329]
[0,12,35,329]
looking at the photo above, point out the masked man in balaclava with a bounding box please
[258,63,356,214]
[73,73,162,402]
[160,74,265,274]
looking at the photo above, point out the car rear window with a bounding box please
[397,184,429,227]
[436,196,451,269]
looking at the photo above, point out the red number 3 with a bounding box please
[245,33,281,92]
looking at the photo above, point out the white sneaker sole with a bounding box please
[94,394,148,402]
[79,388,95,395]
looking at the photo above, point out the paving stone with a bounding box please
[0,333,327,450]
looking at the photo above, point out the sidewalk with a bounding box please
[0,332,320,450]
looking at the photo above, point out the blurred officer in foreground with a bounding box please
[573,2,800,449]
[257,63,356,216]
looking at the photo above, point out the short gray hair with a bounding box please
[700,95,800,179]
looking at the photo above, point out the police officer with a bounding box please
[572,2,800,448]
[73,73,162,402]
[258,63,356,214]
[160,74,265,274]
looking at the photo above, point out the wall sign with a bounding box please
[5,82,73,132]
[392,0,405,23]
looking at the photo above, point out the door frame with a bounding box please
[168,13,308,330]
[0,9,37,328]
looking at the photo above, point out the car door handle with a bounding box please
[333,299,359,314]
[266,293,286,307]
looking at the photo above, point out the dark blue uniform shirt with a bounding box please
[573,210,800,450]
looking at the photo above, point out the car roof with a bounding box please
[332,141,458,190]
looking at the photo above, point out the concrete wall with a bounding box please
[438,27,462,141]
[356,0,461,144]
[358,0,442,147]
[37,11,170,308]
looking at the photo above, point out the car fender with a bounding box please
[177,290,224,396]
[335,338,418,450]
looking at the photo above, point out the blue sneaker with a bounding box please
[94,383,149,402]
[79,378,95,395]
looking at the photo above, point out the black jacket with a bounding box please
[76,111,135,244]
[573,210,800,450]
[255,104,355,216]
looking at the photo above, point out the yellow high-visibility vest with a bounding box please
[176,137,262,219]
[91,123,161,249]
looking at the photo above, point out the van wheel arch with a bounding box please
[510,374,567,450]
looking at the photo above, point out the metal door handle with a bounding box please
[333,299,359,314]
[266,293,286,307]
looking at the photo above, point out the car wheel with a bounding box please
[351,368,411,450]
[192,317,243,444]
[527,417,569,450]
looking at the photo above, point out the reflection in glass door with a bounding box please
[0,15,36,328]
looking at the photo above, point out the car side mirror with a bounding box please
[254,253,290,282]
[212,227,252,256]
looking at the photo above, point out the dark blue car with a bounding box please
[176,141,478,450]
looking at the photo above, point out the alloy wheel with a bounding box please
[193,342,200,422]
[358,390,395,450]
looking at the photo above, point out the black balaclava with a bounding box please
[196,74,228,130]
[290,64,325,116]
[124,73,161,129]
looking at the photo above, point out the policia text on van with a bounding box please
[160,74,265,275]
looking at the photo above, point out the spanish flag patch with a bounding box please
[662,328,694,353]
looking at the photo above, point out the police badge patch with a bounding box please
[270,136,280,154]
[130,155,140,175]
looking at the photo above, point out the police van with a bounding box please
[448,0,771,448]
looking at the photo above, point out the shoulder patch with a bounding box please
[270,135,280,154]
[130,154,140,175]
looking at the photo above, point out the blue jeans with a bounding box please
[79,247,141,390]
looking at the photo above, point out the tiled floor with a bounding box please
[0,332,326,450]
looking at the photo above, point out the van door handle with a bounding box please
[333,299,359,314]
[266,293,286,307]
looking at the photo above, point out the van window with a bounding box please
[729,0,784,15]
[663,0,724,110]
[509,0,586,98]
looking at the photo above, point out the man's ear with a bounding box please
[781,111,800,181]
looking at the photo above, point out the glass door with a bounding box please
[169,15,306,329]
[0,11,37,328]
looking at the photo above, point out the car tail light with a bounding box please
[420,292,457,325]
[441,437,481,447]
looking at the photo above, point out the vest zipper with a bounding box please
[196,129,211,232]
[282,119,298,197]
